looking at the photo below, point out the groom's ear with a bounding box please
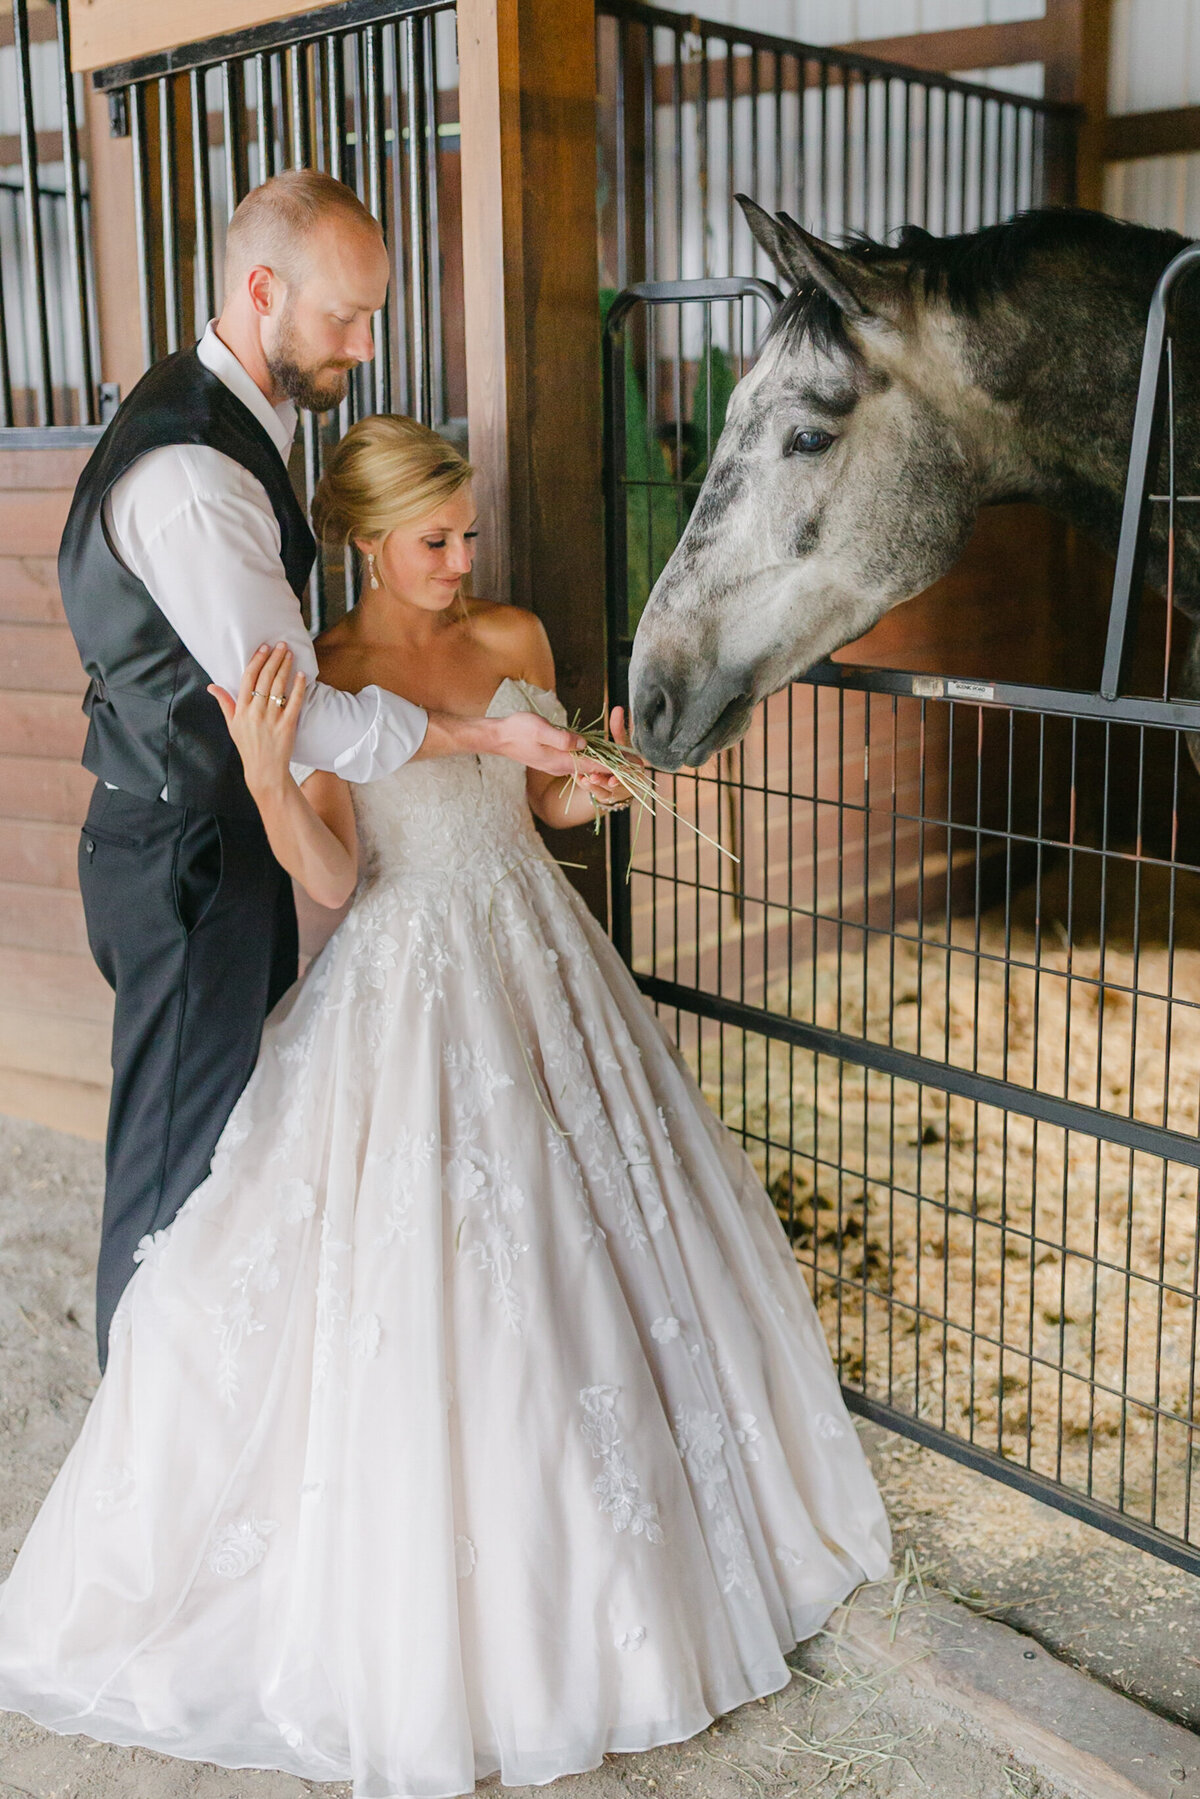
[246,264,278,316]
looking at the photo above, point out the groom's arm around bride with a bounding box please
[57,167,584,1371]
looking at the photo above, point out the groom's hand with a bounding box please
[484,711,590,778]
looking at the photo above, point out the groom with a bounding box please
[59,169,587,1368]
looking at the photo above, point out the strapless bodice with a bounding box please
[350,678,566,883]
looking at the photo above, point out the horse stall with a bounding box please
[597,2,1200,1578]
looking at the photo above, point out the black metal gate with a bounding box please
[604,256,1200,1579]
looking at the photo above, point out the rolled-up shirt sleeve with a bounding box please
[105,445,428,783]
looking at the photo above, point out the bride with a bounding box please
[0,415,890,1797]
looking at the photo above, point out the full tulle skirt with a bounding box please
[0,825,889,1797]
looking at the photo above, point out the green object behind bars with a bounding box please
[601,289,736,629]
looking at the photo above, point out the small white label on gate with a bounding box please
[911,676,944,698]
[946,679,995,702]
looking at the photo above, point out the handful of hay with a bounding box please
[563,712,738,865]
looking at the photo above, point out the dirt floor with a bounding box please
[0,1112,1196,1799]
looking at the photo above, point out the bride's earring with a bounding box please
[366,553,380,590]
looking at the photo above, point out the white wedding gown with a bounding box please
[0,679,890,1798]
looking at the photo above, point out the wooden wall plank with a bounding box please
[0,1005,110,1089]
[0,818,83,889]
[0,692,87,760]
[1105,105,1200,162]
[0,560,66,627]
[0,945,113,1023]
[0,449,91,490]
[0,624,86,696]
[0,1068,108,1140]
[834,18,1047,72]
[0,490,73,557]
[0,755,93,825]
[0,881,90,955]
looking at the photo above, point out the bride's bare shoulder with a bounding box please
[313,618,369,693]
[466,598,554,686]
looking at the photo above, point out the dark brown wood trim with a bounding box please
[834,18,1046,73]
[1104,104,1200,162]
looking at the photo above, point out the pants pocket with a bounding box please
[172,814,224,937]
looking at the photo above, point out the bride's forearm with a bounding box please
[248,777,357,910]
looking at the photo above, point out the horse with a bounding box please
[628,201,1200,771]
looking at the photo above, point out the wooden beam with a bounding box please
[0,130,70,170]
[0,8,58,49]
[1043,0,1111,207]
[1104,105,1200,162]
[458,0,607,920]
[834,18,1047,73]
[67,0,330,75]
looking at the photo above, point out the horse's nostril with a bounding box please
[637,681,675,746]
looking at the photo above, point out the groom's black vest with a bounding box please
[59,346,316,820]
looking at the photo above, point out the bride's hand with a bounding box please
[208,641,306,796]
[577,706,643,809]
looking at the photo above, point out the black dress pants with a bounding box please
[79,782,298,1369]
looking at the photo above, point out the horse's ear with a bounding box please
[736,195,874,321]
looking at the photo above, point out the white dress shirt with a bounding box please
[102,322,428,793]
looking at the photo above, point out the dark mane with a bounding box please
[765,207,1193,356]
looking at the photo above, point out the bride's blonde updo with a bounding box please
[311,413,473,550]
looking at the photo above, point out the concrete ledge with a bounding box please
[836,1587,1200,1799]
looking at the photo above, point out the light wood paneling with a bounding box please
[68,0,333,73]
[0,818,83,890]
[0,692,87,760]
[0,625,88,696]
[0,448,111,1129]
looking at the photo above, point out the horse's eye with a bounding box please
[786,427,835,456]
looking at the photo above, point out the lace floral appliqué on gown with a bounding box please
[0,679,890,1799]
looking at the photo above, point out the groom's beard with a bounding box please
[265,312,357,413]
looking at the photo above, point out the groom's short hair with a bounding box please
[223,169,381,299]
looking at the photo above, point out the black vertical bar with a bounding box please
[363,21,389,416]
[404,14,432,422]
[12,0,53,422]
[0,188,14,424]
[55,0,96,423]
[288,42,310,169]
[191,67,215,332]
[325,34,343,180]
[130,83,155,371]
[423,12,444,426]
[254,52,272,183]
[223,59,247,219]
[158,77,181,354]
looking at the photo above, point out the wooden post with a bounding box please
[459,0,608,919]
[1043,0,1112,210]
[82,79,144,400]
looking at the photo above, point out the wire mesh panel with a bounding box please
[0,0,97,427]
[92,0,462,627]
[606,275,1200,1578]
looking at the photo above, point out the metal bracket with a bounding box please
[107,90,129,137]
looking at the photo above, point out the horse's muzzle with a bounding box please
[631,663,755,770]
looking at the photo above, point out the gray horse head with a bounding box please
[629,198,1019,769]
